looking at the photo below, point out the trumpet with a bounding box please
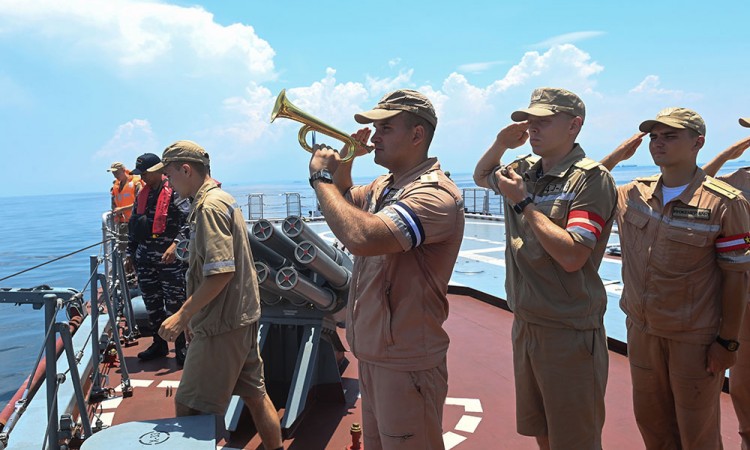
[270,89,358,163]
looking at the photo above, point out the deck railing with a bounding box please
[245,188,504,221]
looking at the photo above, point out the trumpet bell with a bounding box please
[270,89,358,163]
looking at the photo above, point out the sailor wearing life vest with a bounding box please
[107,161,142,254]
[126,153,190,364]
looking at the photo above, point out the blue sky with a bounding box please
[0,0,749,197]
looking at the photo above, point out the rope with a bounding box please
[0,241,105,283]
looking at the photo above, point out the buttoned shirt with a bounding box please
[345,158,465,371]
[186,179,259,337]
[617,168,750,344]
[502,145,617,330]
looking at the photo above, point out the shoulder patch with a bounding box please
[419,172,440,184]
[573,157,600,170]
[703,177,740,200]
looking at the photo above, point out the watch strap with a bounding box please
[716,335,740,352]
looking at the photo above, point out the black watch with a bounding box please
[309,170,334,188]
[512,196,533,214]
[716,335,740,352]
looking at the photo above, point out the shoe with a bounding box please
[174,333,187,366]
[137,335,169,360]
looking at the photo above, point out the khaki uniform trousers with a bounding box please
[359,359,448,450]
[627,320,725,449]
[731,303,750,450]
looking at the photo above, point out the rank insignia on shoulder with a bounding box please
[420,172,440,183]
[704,177,740,199]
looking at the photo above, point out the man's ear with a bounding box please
[413,124,425,146]
[694,135,706,152]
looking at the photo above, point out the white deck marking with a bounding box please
[443,431,468,449]
[114,379,153,391]
[157,380,181,389]
[97,411,115,427]
[454,415,482,433]
[457,249,505,267]
[463,236,505,245]
[216,446,242,450]
[445,397,483,413]
[98,396,123,409]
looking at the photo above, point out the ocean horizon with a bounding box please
[1,162,747,408]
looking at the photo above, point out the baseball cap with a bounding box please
[131,153,161,175]
[740,117,750,128]
[511,87,586,122]
[106,162,125,172]
[639,107,706,136]
[148,140,210,173]
[354,89,437,128]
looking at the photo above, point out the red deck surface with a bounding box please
[97,293,742,449]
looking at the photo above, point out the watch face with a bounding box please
[728,342,739,352]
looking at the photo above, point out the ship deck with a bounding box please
[3,217,743,449]
[96,291,742,449]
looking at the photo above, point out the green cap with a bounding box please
[148,140,210,172]
[106,161,125,172]
[740,117,750,128]
[639,107,706,136]
[511,87,586,122]
[355,89,437,128]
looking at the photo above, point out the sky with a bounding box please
[0,0,749,197]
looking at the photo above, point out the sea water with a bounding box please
[0,163,746,408]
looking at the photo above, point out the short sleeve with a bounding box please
[566,169,618,249]
[376,186,460,251]
[195,203,236,276]
[715,196,750,272]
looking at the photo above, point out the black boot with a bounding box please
[138,334,169,360]
[174,333,187,366]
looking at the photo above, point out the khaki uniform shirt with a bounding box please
[502,145,617,330]
[617,168,750,344]
[718,167,750,304]
[345,158,465,371]
[186,179,260,337]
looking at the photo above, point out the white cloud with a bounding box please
[629,75,701,102]
[0,0,276,80]
[365,70,415,97]
[388,58,401,68]
[95,119,159,162]
[531,31,605,49]
[487,44,604,94]
[456,61,506,74]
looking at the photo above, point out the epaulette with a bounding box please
[703,177,740,199]
[635,174,660,183]
[573,157,600,170]
[419,172,440,184]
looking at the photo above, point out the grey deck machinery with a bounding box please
[227,216,353,437]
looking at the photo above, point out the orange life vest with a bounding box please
[112,174,142,223]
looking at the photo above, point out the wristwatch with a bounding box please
[716,335,740,352]
[309,169,334,188]
[512,196,533,214]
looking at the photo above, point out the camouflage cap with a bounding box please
[639,107,706,136]
[511,87,586,122]
[355,89,437,128]
[740,117,750,128]
[106,161,125,172]
[148,140,210,173]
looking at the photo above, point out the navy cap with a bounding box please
[131,153,161,175]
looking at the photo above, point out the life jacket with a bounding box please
[136,177,173,237]
[112,174,142,223]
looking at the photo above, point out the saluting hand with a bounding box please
[496,122,530,150]
[718,136,750,161]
